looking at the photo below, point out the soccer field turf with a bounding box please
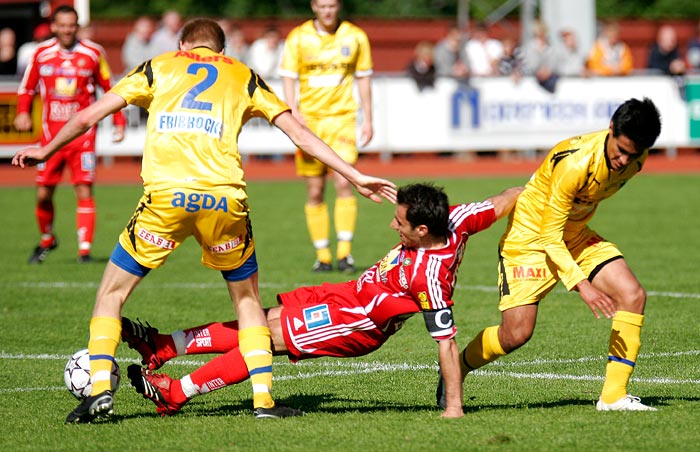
[1,175,698,451]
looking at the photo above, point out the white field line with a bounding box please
[5,280,700,300]
[1,350,699,394]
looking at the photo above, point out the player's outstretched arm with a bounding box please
[13,93,127,168]
[437,338,464,418]
[486,186,524,220]
[273,111,396,204]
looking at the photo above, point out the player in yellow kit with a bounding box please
[281,0,374,273]
[13,18,396,424]
[435,98,662,411]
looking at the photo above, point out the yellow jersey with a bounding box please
[280,20,373,119]
[111,47,290,192]
[504,130,647,289]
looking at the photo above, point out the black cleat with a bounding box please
[312,260,333,273]
[28,240,58,264]
[65,390,114,424]
[337,255,356,273]
[436,367,447,410]
[77,254,93,264]
[254,404,305,419]
[121,317,163,370]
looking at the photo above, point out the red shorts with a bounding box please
[36,132,96,186]
[279,281,389,363]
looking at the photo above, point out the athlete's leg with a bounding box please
[332,171,357,265]
[590,258,648,404]
[304,175,332,267]
[75,183,95,260]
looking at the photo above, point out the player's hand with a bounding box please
[12,146,49,168]
[359,121,373,148]
[441,406,464,419]
[576,279,617,319]
[14,112,32,132]
[354,175,397,204]
[112,124,125,143]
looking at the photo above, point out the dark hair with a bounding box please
[180,18,226,53]
[52,5,78,22]
[611,97,662,151]
[397,183,450,239]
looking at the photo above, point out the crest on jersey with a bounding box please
[303,304,331,330]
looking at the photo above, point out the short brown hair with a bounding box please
[180,18,225,53]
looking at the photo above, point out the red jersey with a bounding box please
[356,201,497,340]
[279,201,497,361]
[17,37,125,145]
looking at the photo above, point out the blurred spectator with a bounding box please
[150,10,182,56]
[554,28,586,76]
[433,24,468,80]
[464,22,503,77]
[520,20,558,92]
[219,20,249,63]
[647,24,685,76]
[498,36,522,77]
[16,23,52,77]
[686,19,700,73]
[587,21,634,76]
[0,28,17,75]
[122,16,155,72]
[248,25,284,79]
[406,40,436,91]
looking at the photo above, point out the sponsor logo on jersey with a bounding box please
[303,304,331,330]
[39,65,54,76]
[418,292,430,310]
[174,51,235,65]
[378,246,402,283]
[137,228,175,249]
[341,46,350,57]
[512,266,547,280]
[171,191,229,213]
[49,101,80,122]
[208,236,243,253]
[156,112,223,139]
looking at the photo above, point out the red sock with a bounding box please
[76,198,95,256]
[181,321,239,355]
[186,347,249,397]
[36,201,54,247]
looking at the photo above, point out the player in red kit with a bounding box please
[123,183,522,418]
[14,5,125,264]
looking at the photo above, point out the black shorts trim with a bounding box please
[588,255,624,282]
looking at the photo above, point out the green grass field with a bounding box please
[1,174,699,452]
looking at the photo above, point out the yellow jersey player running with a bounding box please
[436,98,662,411]
[13,18,396,424]
[281,0,374,273]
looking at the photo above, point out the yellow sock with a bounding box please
[600,311,643,404]
[305,203,331,263]
[239,326,274,409]
[334,196,357,259]
[464,325,506,372]
[88,316,121,395]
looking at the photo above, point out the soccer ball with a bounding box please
[63,349,120,400]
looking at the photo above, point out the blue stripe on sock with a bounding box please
[249,365,273,376]
[90,354,117,364]
[608,355,635,367]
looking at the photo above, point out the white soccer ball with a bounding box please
[63,349,120,400]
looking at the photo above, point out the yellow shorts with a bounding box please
[118,188,255,271]
[497,228,623,311]
[296,115,358,177]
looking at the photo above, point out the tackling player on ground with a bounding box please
[122,183,522,418]
[13,18,396,424]
[437,97,662,411]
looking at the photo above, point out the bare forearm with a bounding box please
[438,338,464,417]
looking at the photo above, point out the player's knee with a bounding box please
[619,284,647,312]
[500,326,533,352]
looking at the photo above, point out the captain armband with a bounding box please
[422,308,457,341]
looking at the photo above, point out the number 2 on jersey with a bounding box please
[181,63,218,111]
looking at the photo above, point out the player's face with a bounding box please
[52,12,79,49]
[312,0,341,30]
[606,132,640,170]
[391,204,421,248]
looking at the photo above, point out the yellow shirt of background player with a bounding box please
[503,129,648,289]
[111,47,290,192]
[280,19,373,120]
